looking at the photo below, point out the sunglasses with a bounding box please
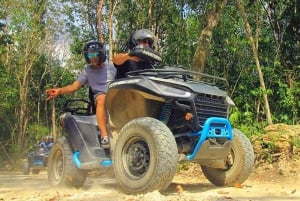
[87,52,100,59]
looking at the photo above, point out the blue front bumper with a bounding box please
[186,117,233,160]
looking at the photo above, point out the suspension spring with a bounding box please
[159,102,173,124]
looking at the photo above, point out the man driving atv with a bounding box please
[46,41,116,148]
[113,29,160,79]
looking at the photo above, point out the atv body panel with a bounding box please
[60,111,111,169]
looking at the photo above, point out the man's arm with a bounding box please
[58,80,82,94]
[46,80,82,100]
[113,53,140,66]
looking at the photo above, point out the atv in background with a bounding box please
[23,147,49,175]
[47,47,254,194]
[23,136,54,175]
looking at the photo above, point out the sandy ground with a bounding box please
[0,163,299,201]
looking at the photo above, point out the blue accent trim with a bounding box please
[100,159,113,167]
[73,150,112,168]
[33,160,44,166]
[72,151,81,168]
[186,117,233,160]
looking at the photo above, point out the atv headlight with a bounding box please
[225,96,235,107]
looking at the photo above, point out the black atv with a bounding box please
[47,67,255,194]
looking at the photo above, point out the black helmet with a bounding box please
[83,40,106,64]
[129,29,155,49]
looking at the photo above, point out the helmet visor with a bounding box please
[87,52,100,59]
[138,38,153,47]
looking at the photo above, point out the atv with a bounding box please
[47,66,255,194]
[23,147,49,175]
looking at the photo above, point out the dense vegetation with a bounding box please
[0,0,299,166]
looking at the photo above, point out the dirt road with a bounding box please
[0,164,299,201]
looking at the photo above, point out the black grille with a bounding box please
[194,94,228,126]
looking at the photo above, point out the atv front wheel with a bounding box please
[113,117,178,194]
[47,137,87,187]
[201,128,254,186]
[32,169,40,174]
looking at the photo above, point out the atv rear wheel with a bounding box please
[201,128,254,186]
[47,137,87,188]
[23,161,30,175]
[113,117,178,194]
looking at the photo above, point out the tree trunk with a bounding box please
[97,0,105,44]
[148,0,153,29]
[107,0,117,63]
[16,56,33,152]
[51,100,56,140]
[192,0,227,73]
[234,0,273,125]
